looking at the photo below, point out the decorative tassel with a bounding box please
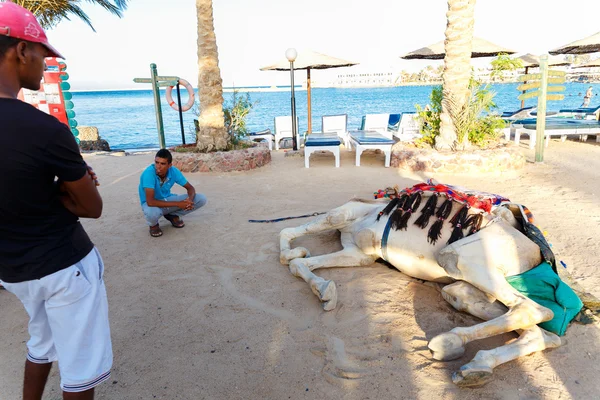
[447,205,470,244]
[377,197,400,221]
[397,193,410,209]
[464,213,483,236]
[387,194,408,227]
[449,205,469,227]
[397,192,422,230]
[448,227,463,244]
[447,226,464,244]
[427,199,453,244]
[414,194,438,229]
[390,208,404,230]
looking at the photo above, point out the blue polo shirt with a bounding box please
[138,164,188,205]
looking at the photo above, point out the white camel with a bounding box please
[279,185,573,387]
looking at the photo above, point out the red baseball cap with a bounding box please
[0,1,65,59]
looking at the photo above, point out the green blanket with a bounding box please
[506,262,583,336]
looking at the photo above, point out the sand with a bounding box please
[1,139,599,400]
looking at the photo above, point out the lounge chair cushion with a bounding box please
[305,134,341,147]
[501,107,534,118]
[518,119,600,130]
[558,106,600,114]
[350,131,395,145]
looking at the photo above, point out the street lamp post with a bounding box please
[286,48,298,150]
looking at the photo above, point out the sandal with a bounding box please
[149,224,163,237]
[164,214,185,228]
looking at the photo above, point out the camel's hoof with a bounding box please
[452,368,493,387]
[280,247,310,265]
[323,296,337,311]
[428,332,465,361]
[314,280,337,311]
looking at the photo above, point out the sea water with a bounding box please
[71,82,599,150]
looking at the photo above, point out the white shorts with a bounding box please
[2,247,113,392]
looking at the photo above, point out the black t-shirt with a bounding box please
[0,98,94,283]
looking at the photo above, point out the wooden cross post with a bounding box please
[517,56,565,163]
[535,55,549,163]
[133,63,179,149]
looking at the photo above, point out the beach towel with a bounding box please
[506,262,583,336]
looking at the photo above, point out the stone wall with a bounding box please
[172,146,271,173]
[390,143,525,173]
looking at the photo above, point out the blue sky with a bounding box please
[45,0,600,90]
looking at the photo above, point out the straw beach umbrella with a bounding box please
[549,33,600,93]
[572,58,600,68]
[516,53,570,69]
[260,50,358,134]
[401,37,516,60]
[549,32,600,55]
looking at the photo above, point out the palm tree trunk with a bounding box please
[437,0,476,151]
[196,0,228,152]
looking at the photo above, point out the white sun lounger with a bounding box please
[512,119,600,148]
[303,134,341,168]
[348,130,395,167]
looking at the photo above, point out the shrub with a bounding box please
[223,91,258,146]
[191,90,258,148]
[414,86,442,148]
[415,80,506,150]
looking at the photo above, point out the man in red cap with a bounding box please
[0,2,112,399]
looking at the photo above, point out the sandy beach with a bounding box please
[1,139,599,400]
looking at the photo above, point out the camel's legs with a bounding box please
[452,326,561,387]
[441,281,507,322]
[429,282,553,361]
[280,201,379,264]
[438,281,561,387]
[288,233,377,311]
[429,238,554,361]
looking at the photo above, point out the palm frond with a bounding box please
[445,84,500,148]
[83,0,128,17]
[12,0,128,31]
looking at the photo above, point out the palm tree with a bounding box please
[437,0,476,150]
[11,0,129,31]
[195,0,228,152]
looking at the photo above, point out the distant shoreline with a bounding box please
[70,80,594,94]
[71,82,446,94]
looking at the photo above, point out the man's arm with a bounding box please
[144,188,193,210]
[45,125,103,218]
[59,168,103,218]
[183,182,196,202]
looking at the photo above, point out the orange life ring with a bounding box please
[166,78,195,112]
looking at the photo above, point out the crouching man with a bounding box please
[139,149,207,237]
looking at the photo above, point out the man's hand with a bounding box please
[87,164,100,186]
[178,199,194,211]
[183,182,196,209]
